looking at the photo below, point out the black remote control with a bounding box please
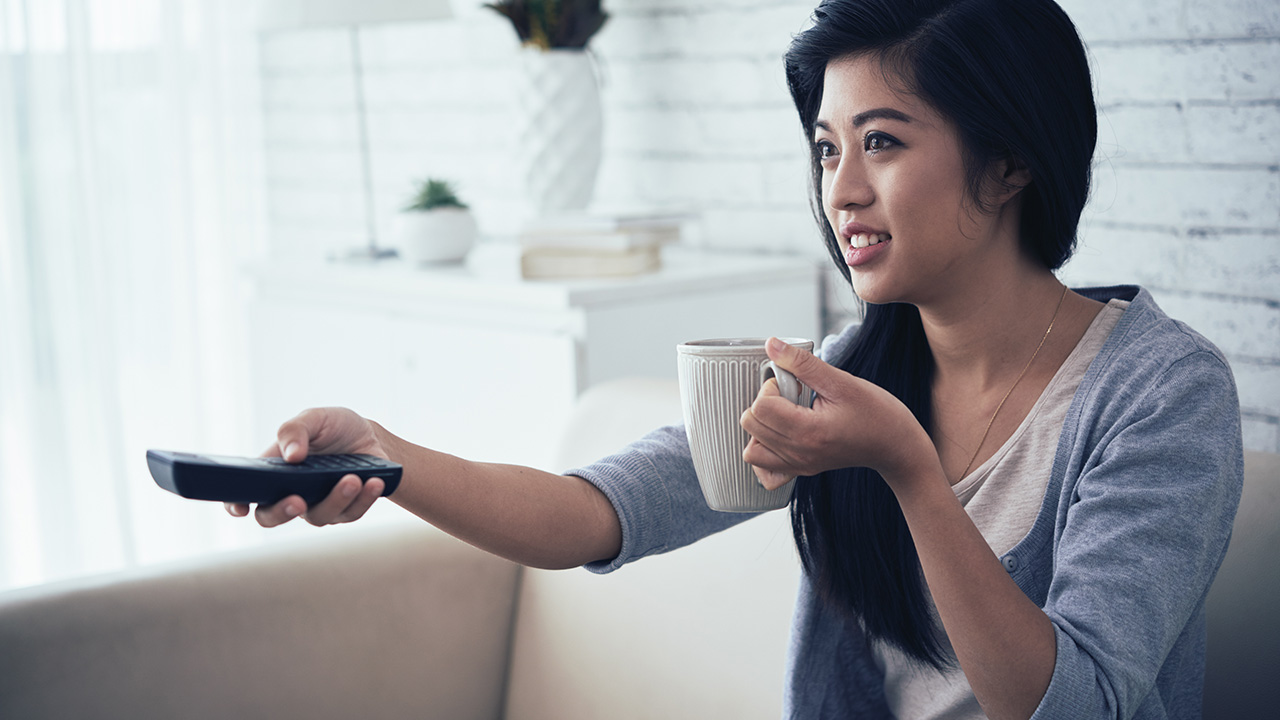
[147,450,402,507]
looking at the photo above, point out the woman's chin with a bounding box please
[849,278,896,306]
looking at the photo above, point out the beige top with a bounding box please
[874,299,1129,720]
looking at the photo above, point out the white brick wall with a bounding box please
[259,0,1280,451]
[1056,0,1280,452]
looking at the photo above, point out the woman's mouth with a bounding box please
[844,233,891,266]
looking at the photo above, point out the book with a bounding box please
[520,208,691,236]
[520,244,662,280]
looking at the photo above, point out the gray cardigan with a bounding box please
[572,286,1243,719]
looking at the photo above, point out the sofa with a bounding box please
[0,378,1275,719]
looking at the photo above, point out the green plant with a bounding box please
[404,178,467,212]
[484,0,608,51]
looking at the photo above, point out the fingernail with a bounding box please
[767,337,786,353]
[284,442,300,460]
[284,503,301,518]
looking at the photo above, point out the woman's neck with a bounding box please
[917,262,1071,394]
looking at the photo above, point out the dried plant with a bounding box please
[484,0,608,51]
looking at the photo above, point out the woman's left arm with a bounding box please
[742,338,1057,720]
[742,339,1242,720]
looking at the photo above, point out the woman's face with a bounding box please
[815,54,1002,306]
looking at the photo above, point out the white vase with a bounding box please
[516,48,603,217]
[391,208,478,265]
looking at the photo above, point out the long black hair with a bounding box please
[784,0,1097,667]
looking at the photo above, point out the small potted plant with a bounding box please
[392,178,479,265]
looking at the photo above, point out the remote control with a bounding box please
[146,450,402,507]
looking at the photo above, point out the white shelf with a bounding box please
[245,248,822,470]
[248,246,819,309]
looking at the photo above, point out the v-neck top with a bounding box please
[873,298,1127,720]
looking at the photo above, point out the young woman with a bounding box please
[230,1,1242,717]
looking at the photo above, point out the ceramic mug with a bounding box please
[677,338,815,512]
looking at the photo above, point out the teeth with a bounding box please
[850,233,890,248]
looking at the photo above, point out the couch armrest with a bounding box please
[1204,450,1280,718]
[0,523,520,720]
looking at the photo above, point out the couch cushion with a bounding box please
[505,516,800,720]
[505,377,801,719]
[0,523,520,720]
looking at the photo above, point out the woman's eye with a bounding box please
[816,141,838,161]
[864,132,898,153]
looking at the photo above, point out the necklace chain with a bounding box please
[955,284,1069,483]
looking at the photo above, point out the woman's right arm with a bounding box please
[226,407,623,570]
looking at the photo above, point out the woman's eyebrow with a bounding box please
[852,107,913,126]
[814,107,914,133]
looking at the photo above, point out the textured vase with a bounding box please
[516,49,603,217]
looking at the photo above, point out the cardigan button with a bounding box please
[1002,555,1019,573]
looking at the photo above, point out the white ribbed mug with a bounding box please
[677,338,814,512]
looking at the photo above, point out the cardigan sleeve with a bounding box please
[1031,347,1243,719]
[568,424,758,574]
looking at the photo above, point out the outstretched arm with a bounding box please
[227,407,622,570]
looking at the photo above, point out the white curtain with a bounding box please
[0,0,274,592]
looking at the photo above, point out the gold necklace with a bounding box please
[956,283,1069,483]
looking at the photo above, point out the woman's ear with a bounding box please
[993,154,1032,202]
[971,153,1033,216]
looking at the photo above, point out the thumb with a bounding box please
[275,409,321,463]
[765,337,841,396]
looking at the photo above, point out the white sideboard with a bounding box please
[246,247,822,471]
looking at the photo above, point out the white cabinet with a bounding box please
[247,248,822,471]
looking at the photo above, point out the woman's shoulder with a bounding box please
[1081,285,1233,380]
[1068,285,1241,456]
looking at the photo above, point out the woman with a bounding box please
[231,1,1242,717]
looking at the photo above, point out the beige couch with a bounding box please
[0,379,1275,719]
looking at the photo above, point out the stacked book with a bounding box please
[518,210,686,280]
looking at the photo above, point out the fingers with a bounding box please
[752,465,793,492]
[247,475,384,528]
[234,476,381,528]
[744,438,795,491]
[332,477,383,523]
[254,495,306,528]
[302,475,383,526]
[742,376,828,477]
[742,386,809,448]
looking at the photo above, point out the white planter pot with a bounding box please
[391,208,478,265]
[516,48,603,217]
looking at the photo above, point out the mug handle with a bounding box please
[761,361,813,408]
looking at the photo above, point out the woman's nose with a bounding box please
[825,158,874,210]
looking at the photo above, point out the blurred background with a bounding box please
[1,0,1276,592]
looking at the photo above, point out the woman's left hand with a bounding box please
[740,337,933,490]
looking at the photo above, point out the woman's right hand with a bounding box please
[224,407,393,528]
